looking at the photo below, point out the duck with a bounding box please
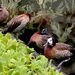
[0,7,9,24]
[44,37,75,69]
[2,13,31,38]
[27,28,52,54]
[44,37,75,59]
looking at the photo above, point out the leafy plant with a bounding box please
[0,32,63,75]
[0,0,24,20]
[50,21,74,42]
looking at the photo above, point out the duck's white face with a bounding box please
[47,38,53,46]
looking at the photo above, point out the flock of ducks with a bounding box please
[0,7,75,74]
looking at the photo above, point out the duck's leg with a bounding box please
[55,57,71,70]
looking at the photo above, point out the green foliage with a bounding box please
[0,0,24,20]
[0,32,63,75]
[51,22,62,38]
[35,0,56,10]
[64,0,75,12]
[51,22,74,42]
[59,24,74,42]
[49,0,75,44]
[55,2,64,16]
